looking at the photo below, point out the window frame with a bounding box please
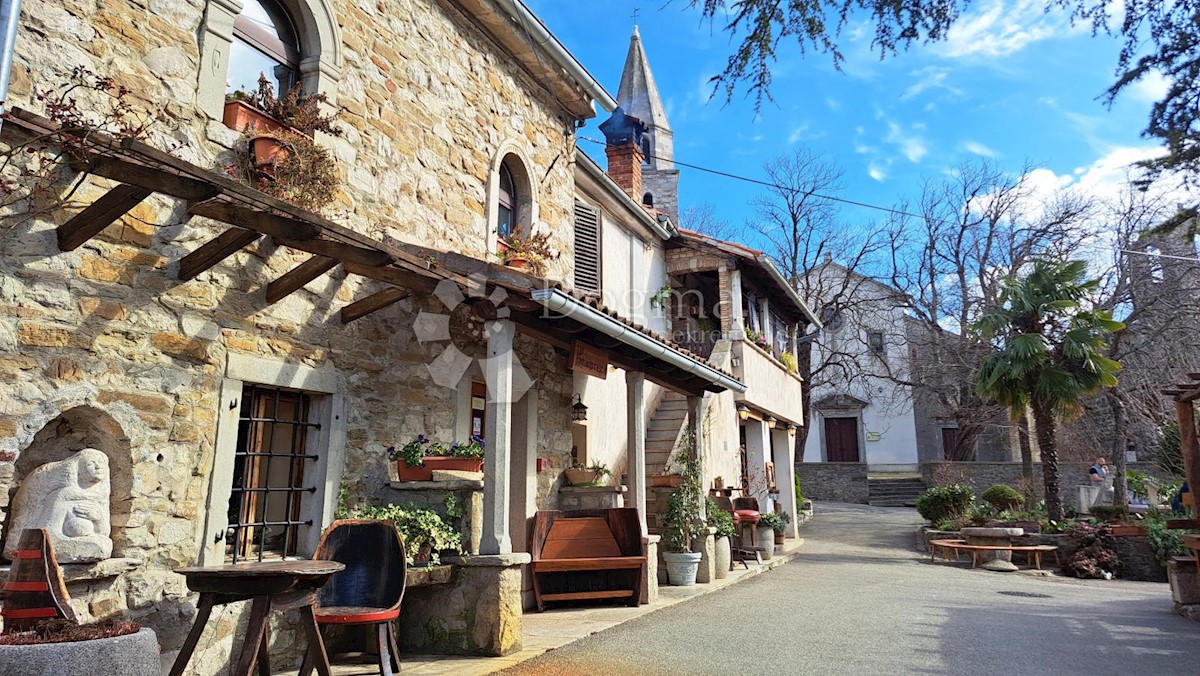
[232,0,303,93]
[202,355,345,565]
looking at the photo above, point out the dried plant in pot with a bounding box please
[498,232,558,276]
[565,462,612,486]
[228,128,341,212]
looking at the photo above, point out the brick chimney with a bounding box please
[598,106,648,202]
[605,141,644,202]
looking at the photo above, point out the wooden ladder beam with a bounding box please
[266,256,339,304]
[340,287,411,324]
[57,184,152,251]
[178,229,260,281]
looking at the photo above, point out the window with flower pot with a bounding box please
[498,163,517,241]
[229,0,301,96]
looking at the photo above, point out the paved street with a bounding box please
[497,503,1198,676]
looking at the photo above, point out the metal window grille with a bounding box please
[226,385,320,562]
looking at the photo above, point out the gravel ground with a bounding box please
[495,502,1198,676]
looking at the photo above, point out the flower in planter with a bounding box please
[498,232,558,276]
[228,128,341,212]
[450,435,486,459]
[388,435,430,468]
[227,75,342,137]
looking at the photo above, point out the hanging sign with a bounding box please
[570,341,608,379]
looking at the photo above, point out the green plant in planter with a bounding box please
[387,434,430,468]
[981,484,1025,511]
[780,351,798,374]
[450,435,486,459]
[1089,505,1129,523]
[1145,515,1188,567]
[758,511,788,534]
[915,484,974,525]
[706,497,736,539]
[662,429,704,553]
[794,474,805,509]
[650,284,673,309]
[340,502,462,565]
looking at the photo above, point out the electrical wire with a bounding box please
[1120,248,1200,263]
[577,135,936,224]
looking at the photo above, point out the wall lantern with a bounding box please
[737,404,750,421]
[766,416,778,429]
[786,423,797,437]
[571,394,588,422]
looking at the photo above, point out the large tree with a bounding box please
[685,0,1200,217]
[974,259,1123,521]
[885,161,1092,469]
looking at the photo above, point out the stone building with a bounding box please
[0,1,745,671]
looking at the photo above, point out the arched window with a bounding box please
[641,136,651,165]
[229,0,302,95]
[642,192,654,207]
[498,163,517,241]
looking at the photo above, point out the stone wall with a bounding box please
[0,0,586,670]
[796,463,870,504]
[919,462,1174,500]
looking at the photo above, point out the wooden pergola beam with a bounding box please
[179,229,260,281]
[189,201,320,241]
[276,238,392,268]
[340,288,410,324]
[344,261,465,295]
[73,155,221,202]
[57,184,152,251]
[265,256,338,304]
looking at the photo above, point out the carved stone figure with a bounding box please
[3,449,113,562]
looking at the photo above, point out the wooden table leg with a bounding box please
[299,603,334,676]
[169,593,216,676]
[233,595,272,676]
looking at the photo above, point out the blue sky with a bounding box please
[524,0,1170,247]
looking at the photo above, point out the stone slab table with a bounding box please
[961,527,1025,572]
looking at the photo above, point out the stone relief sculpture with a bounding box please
[3,448,113,563]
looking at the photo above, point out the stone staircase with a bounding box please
[867,475,926,507]
[645,391,688,475]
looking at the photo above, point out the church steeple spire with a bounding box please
[615,26,679,221]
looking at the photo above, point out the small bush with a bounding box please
[982,484,1025,511]
[1089,505,1128,523]
[706,497,736,539]
[915,484,974,524]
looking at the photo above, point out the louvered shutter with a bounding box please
[573,199,601,295]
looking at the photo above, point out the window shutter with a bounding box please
[573,199,601,294]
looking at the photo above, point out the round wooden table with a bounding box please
[169,560,345,676]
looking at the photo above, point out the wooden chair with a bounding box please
[299,519,407,676]
[529,508,646,612]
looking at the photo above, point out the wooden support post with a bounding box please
[1176,399,1200,519]
[340,288,410,324]
[265,256,338,304]
[57,185,152,251]
[178,229,260,281]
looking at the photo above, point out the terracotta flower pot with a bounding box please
[774,531,785,546]
[504,256,530,271]
[565,468,604,485]
[396,461,433,482]
[1109,524,1147,537]
[423,456,484,473]
[222,99,288,135]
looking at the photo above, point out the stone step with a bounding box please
[657,400,689,411]
[648,418,684,430]
[647,429,678,442]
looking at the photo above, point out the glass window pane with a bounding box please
[228,37,294,95]
[498,205,514,240]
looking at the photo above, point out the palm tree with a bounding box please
[974,260,1124,521]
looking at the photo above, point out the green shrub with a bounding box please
[758,511,788,534]
[338,502,461,564]
[1146,518,1188,567]
[915,484,974,524]
[794,474,805,508]
[706,497,736,539]
[981,484,1025,511]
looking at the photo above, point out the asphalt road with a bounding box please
[496,503,1199,676]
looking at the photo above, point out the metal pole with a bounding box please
[0,0,23,122]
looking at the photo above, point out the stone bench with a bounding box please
[928,539,1060,570]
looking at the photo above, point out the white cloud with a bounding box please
[825,97,842,112]
[868,160,890,182]
[901,67,962,101]
[961,140,997,158]
[1125,70,1171,105]
[937,0,1077,59]
[885,121,928,162]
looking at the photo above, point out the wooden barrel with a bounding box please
[1,529,76,632]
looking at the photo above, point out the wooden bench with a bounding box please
[928,539,1060,570]
[530,508,646,612]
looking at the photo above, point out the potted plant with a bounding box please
[707,497,735,579]
[498,232,557,276]
[424,435,486,473]
[661,429,706,585]
[1090,505,1146,536]
[224,75,341,139]
[651,473,684,488]
[338,502,462,565]
[759,510,790,545]
[389,435,433,482]
[713,476,725,490]
[755,512,782,559]
[565,462,612,486]
[0,619,160,675]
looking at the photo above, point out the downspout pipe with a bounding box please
[0,0,21,123]
[531,288,748,394]
[494,0,619,113]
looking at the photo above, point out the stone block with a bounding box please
[397,556,527,656]
[695,528,716,583]
[1169,560,1200,606]
[78,255,135,285]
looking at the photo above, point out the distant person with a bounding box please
[1172,481,1191,513]
[1089,457,1108,485]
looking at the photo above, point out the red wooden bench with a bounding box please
[530,508,646,612]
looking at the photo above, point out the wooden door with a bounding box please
[824,417,859,462]
[941,427,961,460]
